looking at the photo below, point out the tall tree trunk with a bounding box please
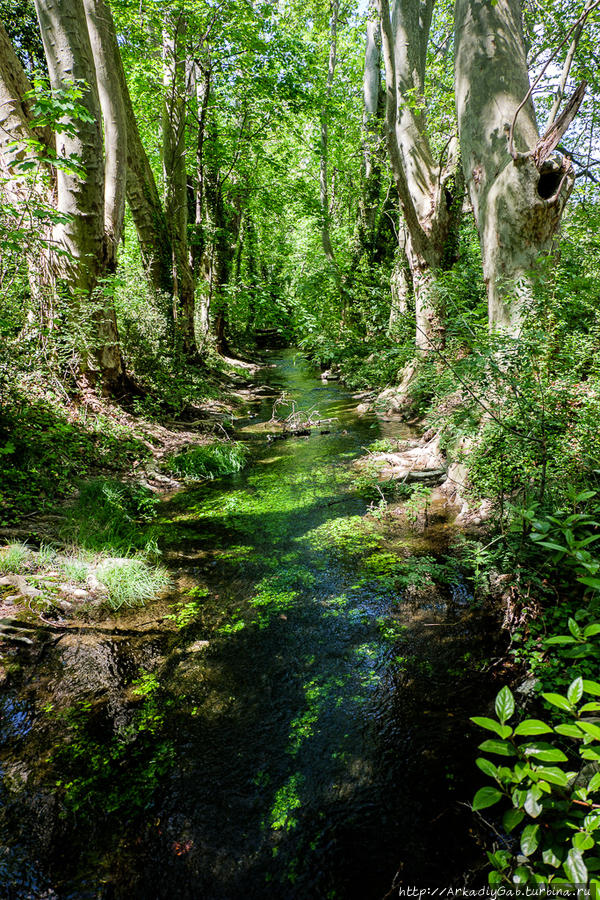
[319,0,339,269]
[81,0,173,301]
[82,0,126,270]
[377,0,463,352]
[358,0,384,261]
[389,221,411,333]
[454,0,579,332]
[162,11,196,354]
[34,0,105,294]
[34,0,124,392]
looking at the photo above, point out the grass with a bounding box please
[166,442,248,481]
[0,542,30,575]
[96,558,169,610]
[60,477,160,554]
[60,555,91,582]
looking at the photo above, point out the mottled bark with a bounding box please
[454,0,577,331]
[358,0,385,261]
[34,0,124,391]
[81,0,173,298]
[377,0,462,351]
[34,0,105,293]
[82,0,126,268]
[162,12,196,353]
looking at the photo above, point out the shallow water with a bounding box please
[0,352,496,899]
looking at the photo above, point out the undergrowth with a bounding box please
[166,442,248,480]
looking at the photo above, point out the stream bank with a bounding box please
[0,351,500,899]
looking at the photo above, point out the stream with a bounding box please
[0,352,496,899]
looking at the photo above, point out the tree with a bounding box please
[162,7,196,355]
[453,0,589,332]
[377,0,463,352]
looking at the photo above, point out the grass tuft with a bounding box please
[60,555,90,582]
[96,558,169,610]
[0,543,30,575]
[166,442,248,481]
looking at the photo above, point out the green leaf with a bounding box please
[524,743,568,763]
[545,635,577,645]
[573,832,595,852]
[524,788,543,818]
[472,786,503,810]
[495,686,515,724]
[503,808,525,833]
[581,703,600,713]
[583,681,600,697]
[555,723,585,738]
[476,757,499,778]
[543,847,562,868]
[578,576,600,591]
[588,773,600,793]
[514,719,552,736]
[537,766,570,787]
[542,692,573,712]
[479,739,516,757]
[584,625,600,638]
[471,717,512,739]
[513,866,530,884]
[582,747,600,761]
[521,824,540,856]
[568,677,584,705]
[579,721,600,740]
[564,848,587,883]
[569,618,584,639]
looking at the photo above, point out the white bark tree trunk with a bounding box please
[454,0,578,332]
[34,0,125,392]
[82,0,127,269]
[377,0,462,352]
[358,0,385,260]
[162,11,196,354]
[34,0,105,294]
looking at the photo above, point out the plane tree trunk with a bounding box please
[377,0,463,352]
[33,0,125,392]
[454,0,581,332]
[162,11,196,355]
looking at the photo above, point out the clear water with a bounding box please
[0,352,495,899]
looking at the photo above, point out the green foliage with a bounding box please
[166,442,248,481]
[473,670,600,888]
[60,477,160,554]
